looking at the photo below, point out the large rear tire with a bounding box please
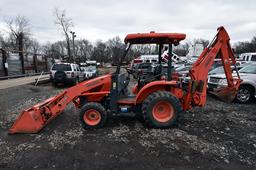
[142,91,182,128]
[80,102,107,129]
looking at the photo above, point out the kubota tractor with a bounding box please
[9,26,241,134]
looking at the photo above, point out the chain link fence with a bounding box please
[0,48,52,78]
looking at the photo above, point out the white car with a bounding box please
[208,64,256,103]
[50,63,84,85]
[237,52,256,65]
[82,66,97,79]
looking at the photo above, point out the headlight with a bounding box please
[218,79,227,85]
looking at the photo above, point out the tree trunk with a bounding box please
[1,49,8,76]
[33,54,38,73]
[44,56,48,71]
[66,34,72,62]
[18,33,25,74]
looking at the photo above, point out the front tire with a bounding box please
[142,91,182,128]
[80,102,108,129]
[235,85,254,103]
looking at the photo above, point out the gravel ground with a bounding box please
[0,83,256,170]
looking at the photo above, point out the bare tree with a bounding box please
[54,8,73,62]
[234,36,256,54]
[27,39,40,54]
[193,38,209,48]
[24,38,40,73]
[0,33,5,47]
[173,42,191,56]
[106,36,126,63]
[52,41,66,59]
[91,40,111,63]
[76,39,93,62]
[5,15,30,74]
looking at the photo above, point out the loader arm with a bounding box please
[9,74,112,134]
[183,26,241,110]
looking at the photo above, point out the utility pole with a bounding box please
[70,31,76,62]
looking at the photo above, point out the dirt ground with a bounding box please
[0,81,256,170]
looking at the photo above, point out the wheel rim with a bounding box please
[152,101,174,123]
[83,109,101,126]
[237,88,250,102]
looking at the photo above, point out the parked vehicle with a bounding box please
[208,66,237,75]
[208,64,256,103]
[208,63,250,76]
[237,52,256,64]
[175,65,191,76]
[50,63,84,86]
[131,62,152,79]
[132,53,183,65]
[82,66,98,79]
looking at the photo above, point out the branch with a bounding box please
[54,8,73,35]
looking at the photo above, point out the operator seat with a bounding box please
[116,73,130,96]
[153,64,162,76]
[137,64,162,91]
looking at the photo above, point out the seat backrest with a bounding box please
[153,64,162,76]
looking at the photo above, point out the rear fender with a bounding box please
[135,80,178,104]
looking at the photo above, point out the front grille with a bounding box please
[208,83,219,89]
[209,77,220,83]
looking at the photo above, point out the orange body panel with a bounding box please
[9,74,112,134]
[125,32,186,44]
[117,98,136,105]
[82,91,110,102]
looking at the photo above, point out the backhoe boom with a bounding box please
[183,26,241,110]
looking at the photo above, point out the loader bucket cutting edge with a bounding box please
[8,96,61,134]
[209,87,237,103]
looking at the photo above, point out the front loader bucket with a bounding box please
[9,74,113,134]
[209,87,237,103]
[9,96,60,134]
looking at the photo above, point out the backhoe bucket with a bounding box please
[9,97,58,134]
[209,86,237,103]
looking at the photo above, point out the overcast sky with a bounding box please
[0,0,255,44]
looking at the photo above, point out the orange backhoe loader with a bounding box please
[9,26,241,134]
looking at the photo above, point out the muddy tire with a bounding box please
[80,102,107,129]
[142,91,182,128]
[235,85,254,103]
